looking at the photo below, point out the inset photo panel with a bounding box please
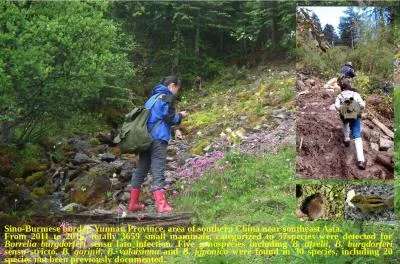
[296,6,395,180]
[345,185,395,221]
[296,184,345,221]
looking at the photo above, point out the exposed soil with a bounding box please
[296,74,393,180]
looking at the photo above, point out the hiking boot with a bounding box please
[344,140,350,147]
[153,190,173,213]
[128,188,145,212]
[357,161,366,170]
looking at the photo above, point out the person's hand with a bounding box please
[179,111,188,117]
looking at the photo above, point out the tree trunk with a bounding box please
[0,121,15,143]
[173,27,180,74]
[195,12,200,58]
[219,30,224,51]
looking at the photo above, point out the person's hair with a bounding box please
[160,76,181,87]
[340,79,353,91]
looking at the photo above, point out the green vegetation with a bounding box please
[166,147,399,263]
[184,75,294,155]
[174,147,296,226]
[0,1,133,143]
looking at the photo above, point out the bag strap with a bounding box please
[147,93,164,109]
[150,119,162,134]
[147,93,166,134]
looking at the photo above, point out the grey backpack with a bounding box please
[339,92,361,121]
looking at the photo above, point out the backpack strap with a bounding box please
[146,93,164,109]
[339,93,346,103]
[146,93,166,134]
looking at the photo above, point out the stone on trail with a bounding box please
[379,137,393,151]
[99,153,116,162]
[307,79,316,86]
[72,153,91,165]
[60,203,88,213]
[370,142,379,152]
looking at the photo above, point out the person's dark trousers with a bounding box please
[131,140,168,191]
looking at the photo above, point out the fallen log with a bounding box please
[375,155,394,171]
[31,211,193,227]
[370,118,394,139]
[366,110,394,139]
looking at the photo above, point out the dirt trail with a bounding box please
[296,74,393,180]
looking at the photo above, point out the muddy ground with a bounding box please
[296,74,393,180]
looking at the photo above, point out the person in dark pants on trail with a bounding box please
[128,76,188,213]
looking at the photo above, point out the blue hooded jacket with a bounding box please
[341,65,356,78]
[144,84,182,143]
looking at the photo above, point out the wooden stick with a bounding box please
[365,109,394,139]
[370,118,394,139]
[299,137,304,150]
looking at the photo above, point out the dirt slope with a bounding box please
[296,74,393,180]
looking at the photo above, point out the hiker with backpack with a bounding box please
[128,76,188,213]
[335,79,366,170]
[341,61,356,79]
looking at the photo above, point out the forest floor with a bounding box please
[296,73,394,180]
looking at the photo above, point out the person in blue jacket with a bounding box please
[341,61,356,79]
[128,76,188,213]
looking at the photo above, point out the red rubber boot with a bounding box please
[153,190,173,213]
[128,188,145,212]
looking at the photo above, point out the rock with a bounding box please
[119,169,133,183]
[25,171,46,186]
[307,79,316,86]
[119,191,130,202]
[325,88,335,93]
[99,153,116,162]
[370,142,379,152]
[165,177,176,184]
[69,165,90,181]
[111,180,125,190]
[167,146,178,156]
[95,132,114,145]
[239,115,248,121]
[109,160,125,171]
[112,189,123,201]
[379,137,393,151]
[272,113,287,119]
[89,145,106,155]
[72,153,92,165]
[0,176,34,212]
[387,147,394,156]
[370,131,380,143]
[70,175,111,208]
[144,199,153,206]
[60,203,88,213]
[328,104,336,111]
[203,144,212,153]
[68,139,92,154]
[69,163,116,208]
[279,71,289,76]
